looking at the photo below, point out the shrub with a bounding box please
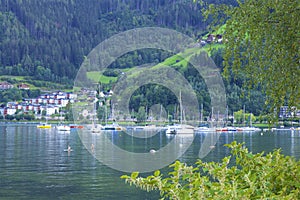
[121,142,300,199]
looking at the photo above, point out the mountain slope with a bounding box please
[0,0,212,83]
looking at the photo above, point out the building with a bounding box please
[0,82,14,90]
[1,91,77,118]
[0,107,17,116]
[18,83,30,90]
[279,106,298,118]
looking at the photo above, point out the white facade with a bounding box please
[1,91,76,118]
[6,108,17,115]
[46,106,59,116]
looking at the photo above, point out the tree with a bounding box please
[122,142,300,199]
[136,106,146,123]
[64,102,74,121]
[97,106,106,122]
[41,110,46,116]
[5,114,14,120]
[201,0,300,116]
[233,109,256,125]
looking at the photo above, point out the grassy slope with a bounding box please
[85,43,224,82]
[86,71,118,84]
[1,43,223,91]
[0,75,72,91]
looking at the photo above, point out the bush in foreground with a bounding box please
[121,142,300,199]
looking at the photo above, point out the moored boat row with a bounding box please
[37,122,299,134]
[215,126,261,132]
[36,123,82,130]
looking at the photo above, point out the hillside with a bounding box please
[0,0,211,83]
[0,0,239,83]
[0,0,267,116]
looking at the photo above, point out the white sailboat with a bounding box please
[56,124,71,131]
[56,111,70,131]
[101,105,125,131]
[91,96,102,133]
[238,106,260,132]
[166,91,194,135]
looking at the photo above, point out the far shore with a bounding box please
[0,120,299,129]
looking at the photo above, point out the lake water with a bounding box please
[0,123,299,200]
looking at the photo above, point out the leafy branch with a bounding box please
[122,141,300,199]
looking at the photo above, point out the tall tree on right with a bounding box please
[201,0,299,117]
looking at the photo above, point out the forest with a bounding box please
[0,0,266,117]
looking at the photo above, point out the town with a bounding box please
[0,81,77,120]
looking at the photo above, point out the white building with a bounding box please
[46,105,59,116]
[2,107,17,116]
[0,108,4,116]
[67,93,77,99]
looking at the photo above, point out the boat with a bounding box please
[56,124,71,131]
[89,95,103,133]
[102,123,125,131]
[166,124,194,135]
[216,126,237,132]
[133,124,160,131]
[37,123,51,129]
[69,124,84,129]
[241,127,261,132]
[166,91,194,135]
[91,124,102,133]
[194,126,216,132]
[165,91,194,135]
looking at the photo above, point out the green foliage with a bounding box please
[122,142,300,199]
[202,0,300,115]
[0,88,41,104]
[97,106,106,122]
[64,102,74,121]
[233,109,256,125]
[0,88,22,103]
[136,106,146,123]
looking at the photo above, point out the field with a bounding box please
[86,71,118,84]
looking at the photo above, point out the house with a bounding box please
[206,34,215,43]
[58,98,70,107]
[67,93,77,99]
[27,104,34,111]
[279,106,295,118]
[200,40,207,46]
[18,83,30,90]
[216,34,223,43]
[0,82,14,90]
[42,94,51,99]
[46,105,59,116]
[32,105,41,114]
[2,107,17,116]
[12,103,22,110]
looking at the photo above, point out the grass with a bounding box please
[86,71,118,84]
[99,75,118,84]
[124,43,225,79]
[0,75,69,90]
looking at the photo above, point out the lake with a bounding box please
[0,123,299,199]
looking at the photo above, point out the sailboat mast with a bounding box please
[243,105,246,127]
[180,90,183,124]
[200,103,203,123]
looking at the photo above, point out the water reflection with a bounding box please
[78,129,194,172]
